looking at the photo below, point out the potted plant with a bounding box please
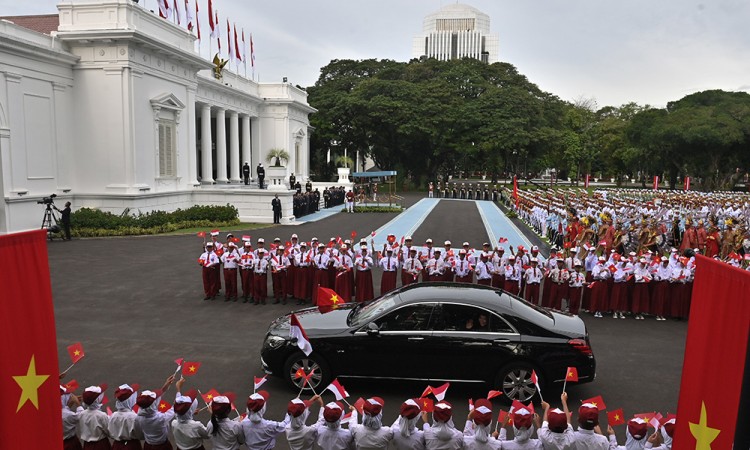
[265,148,290,190]
[266,148,289,167]
[335,155,353,183]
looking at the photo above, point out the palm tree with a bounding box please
[266,148,289,167]
[335,155,353,168]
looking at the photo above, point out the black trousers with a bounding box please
[62,221,71,240]
[258,177,265,189]
[243,174,249,185]
[273,210,282,223]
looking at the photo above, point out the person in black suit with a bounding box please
[242,162,251,185]
[271,194,282,224]
[257,163,266,189]
[54,201,72,240]
[289,174,296,190]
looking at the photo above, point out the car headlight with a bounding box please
[265,335,287,349]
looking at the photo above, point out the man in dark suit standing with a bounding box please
[242,162,251,185]
[289,173,296,190]
[54,201,72,240]
[271,194,282,224]
[257,163,265,189]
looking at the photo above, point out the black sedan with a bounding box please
[261,283,595,402]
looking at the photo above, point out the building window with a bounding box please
[158,120,176,177]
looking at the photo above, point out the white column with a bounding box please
[186,87,199,185]
[241,115,251,169]
[200,104,213,183]
[215,108,228,183]
[229,111,241,183]
[251,117,261,178]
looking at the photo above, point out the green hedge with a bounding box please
[342,206,403,213]
[70,204,239,237]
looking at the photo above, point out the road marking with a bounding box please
[476,201,534,252]
[371,198,440,247]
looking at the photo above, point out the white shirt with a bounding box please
[350,419,393,450]
[314,253,331,270]
[454,258,472,277]
[270,253,291,272]
[390,421,426,450]
[569,271,586,288]
[427,258,445,276]
[241,416,291,450]
[538,422,574,450]
[286,420,320,450]
[355,255,374,271]
[78,407,110,442]
[316,424,354,450]
[403,257,423,274]
[62,406,83,440]
[475,261,492,280]
[379,256,400,272]
[504,264,521,281]
[172,418,209,449]
[206,418,245,450]
[524,266,543,284]
[108,410,143,441]
[422,423,463,450]
[200,251,220,267]
[222,250,240,269]
[572,428,611,450]
[137,407,175,445]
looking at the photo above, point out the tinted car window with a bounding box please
[435,304,515,333]
[350,293,399,327]
[374,304,435,331]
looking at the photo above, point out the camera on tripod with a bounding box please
[37,193,57,206]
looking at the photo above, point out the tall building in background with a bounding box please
[412,3,499,64]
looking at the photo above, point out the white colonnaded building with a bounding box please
[0,0,316,233]
[412,3,499,64]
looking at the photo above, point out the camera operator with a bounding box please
[54,201,72,240]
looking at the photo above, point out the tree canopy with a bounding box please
[307,58,750,190]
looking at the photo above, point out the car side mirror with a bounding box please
[366,322,380,335]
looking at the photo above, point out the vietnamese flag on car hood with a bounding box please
[317,287,347,313]
[289,314,313,356]
[0,230,62,449]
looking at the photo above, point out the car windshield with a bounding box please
[348,293,400,327]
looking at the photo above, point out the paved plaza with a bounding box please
[49,194,687,445]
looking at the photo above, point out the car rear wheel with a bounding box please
[495,362,539,403]
[282,352,331,391]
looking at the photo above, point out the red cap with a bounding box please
[400,399,421,419]
[287,398,312,417]
[363,397,384,416]
[578,403,599,427]
[433,401,453,423]
[661,414,676,437]
[512,406,533,429]
[174,389,198,415]
[136,389,162,408]
[114,383,140,402]
[246,390,269,412]
[211,395,232,415]
[627,418,648,439]
[548,408,568,432]
[472,399,493,426]
[82,384,108,405]
[323,401,344,422]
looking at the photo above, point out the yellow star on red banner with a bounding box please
[689,402,720,450]
[331,295,339,304]
[189,366,196,372]
[13,355,50,412]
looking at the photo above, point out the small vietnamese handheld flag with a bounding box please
[290,314,313,356]
[64,379,79,392]
[420,385,433,398]
[201,388,220,404]
[350,231,357,239]
[182,361,201,376]
[158,400,171,412]
[565,367,579,382]
[498,410,511,426]
[419,397,434,413]
[253,375,267,391]
[67,342,85,364]
[582,395,607,411]
[197,231,206,238]
[607,408,625,426]
[325,378,349,400]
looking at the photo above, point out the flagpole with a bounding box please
[562,379,567,394]
[59,361,77,377]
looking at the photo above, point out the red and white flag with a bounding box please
[208,0,217,37]
[653,175,659,191]
[233,24,241,62]
[531,370,542,395]
[430,382,449,401]
[173,0,182,24]
[194,0,200,40]
[227,20,234,63]
[684,176,690,191]
[325,379,349,400]
[289,314,312,356]
[241,29,246,63]
[250,33,255,68]
[215,10,221,54]
[253,375,267,391]
[185,0,194,31]
[159,0,171,19]
[584,173,590,189]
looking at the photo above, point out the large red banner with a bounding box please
[0,230,61,449]
[674,256,750,448]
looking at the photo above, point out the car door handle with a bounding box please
[493,338,511,344]
[408,337,425,341]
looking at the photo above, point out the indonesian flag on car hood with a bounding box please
[290,314,312,356]
[325,379,349,400]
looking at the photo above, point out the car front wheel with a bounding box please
[282,352,331,391]
[496,362,539,403]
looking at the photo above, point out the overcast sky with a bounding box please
[4,0,750,108]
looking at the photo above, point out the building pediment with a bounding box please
[150,93,185,111]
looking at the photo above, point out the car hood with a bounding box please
[268,305,356,338]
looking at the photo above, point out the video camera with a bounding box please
[37,193,57,206]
